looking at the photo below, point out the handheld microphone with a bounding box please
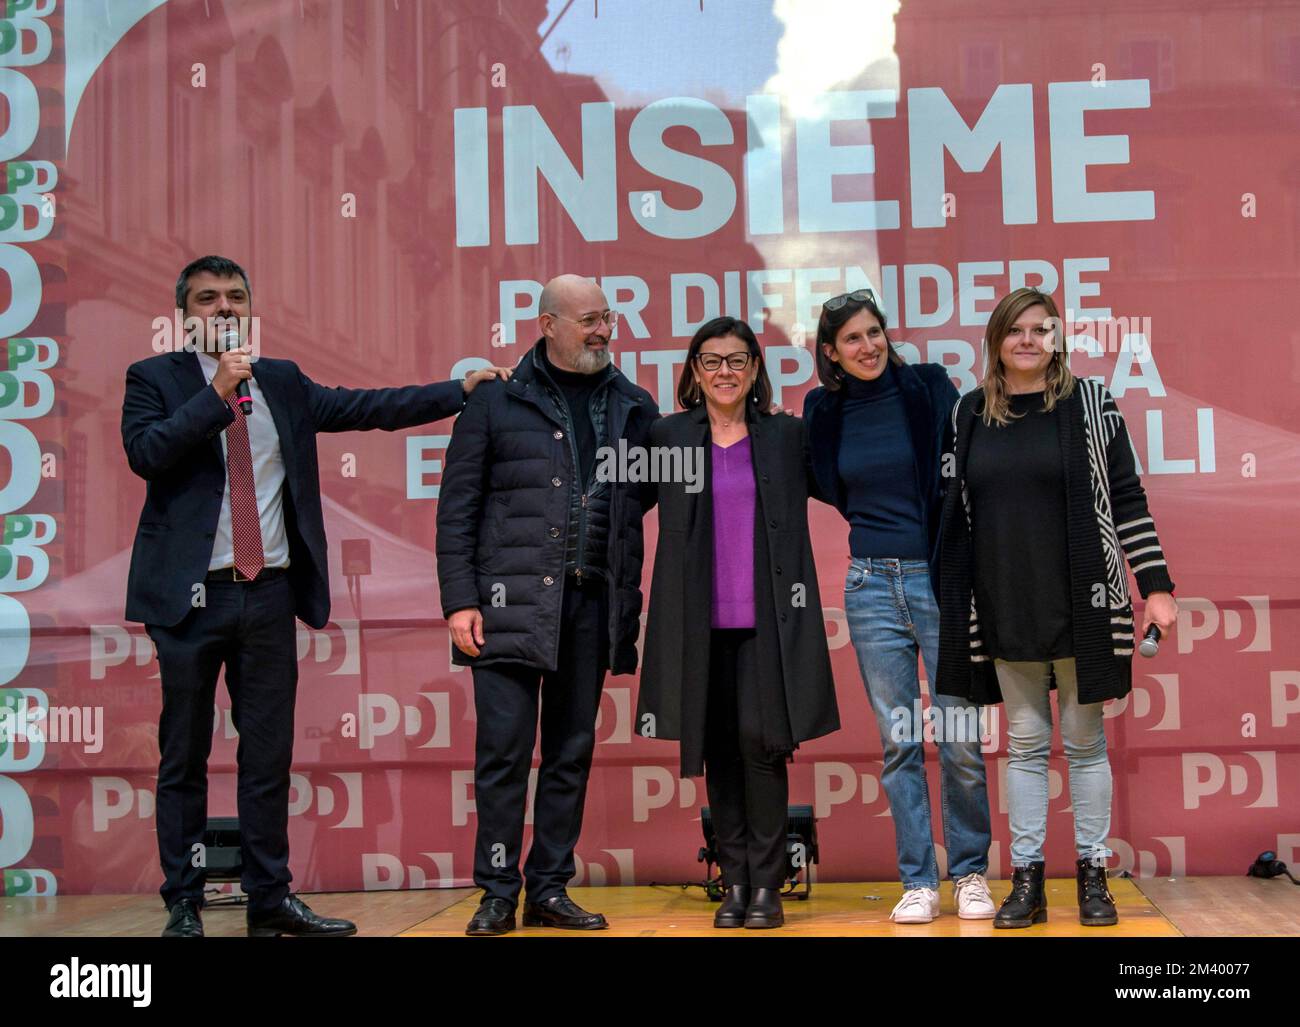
[1137,624,1161,658]
[222,327,252,413]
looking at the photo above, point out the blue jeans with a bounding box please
[994,658,1112,867]
[843,558,992,889]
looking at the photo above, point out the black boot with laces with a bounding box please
[1076,858,1118,926]
[994,861,1047,929]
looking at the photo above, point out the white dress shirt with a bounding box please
[195,351,290,571]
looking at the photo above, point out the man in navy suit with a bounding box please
[122,255,508,937]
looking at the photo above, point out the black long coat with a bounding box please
[636,404,840,777]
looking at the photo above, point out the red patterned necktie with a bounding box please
[225,397,265,579]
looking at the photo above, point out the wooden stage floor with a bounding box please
[4,877,1297,937]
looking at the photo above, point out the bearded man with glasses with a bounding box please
[437,274,659,935]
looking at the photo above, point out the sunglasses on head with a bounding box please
[823,289,877,312]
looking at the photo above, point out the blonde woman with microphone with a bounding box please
[934,288,1178,928]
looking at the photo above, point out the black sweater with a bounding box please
[935,379,1175,706]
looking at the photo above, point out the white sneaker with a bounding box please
[889,886,940,924]
[954,872,996,919]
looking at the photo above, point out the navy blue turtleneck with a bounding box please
[837,363,929,560]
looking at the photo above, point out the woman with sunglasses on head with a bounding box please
[637,316,839,930]
[934,287,1177,928]
[803,289,994,925]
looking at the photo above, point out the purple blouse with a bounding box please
[711,436,756,628]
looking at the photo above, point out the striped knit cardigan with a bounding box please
[934,378,1175,705]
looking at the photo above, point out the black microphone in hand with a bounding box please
[222,327,252,413]
[1138,624,1161,658]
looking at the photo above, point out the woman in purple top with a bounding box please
[638,317,839,930]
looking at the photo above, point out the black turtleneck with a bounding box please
[539,346,602,486]
[837,363,928,560]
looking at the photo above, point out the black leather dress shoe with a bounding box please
[465,897,517,936]
[161,899,203,937]
[714,885,750,929]
[521,894,608,930]
[246,894,357,937]
[744,888,784,929]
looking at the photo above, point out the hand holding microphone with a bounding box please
[1138,590,1178,658]
[1138,624,1161,658]
[212,328,253,412]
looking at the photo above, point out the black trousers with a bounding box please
[470,576,609,905]
[705,628,789,890]
[146,574,297,914]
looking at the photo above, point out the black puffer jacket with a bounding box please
[436,340,658,674]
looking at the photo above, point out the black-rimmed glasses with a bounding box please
[695,351,752,372]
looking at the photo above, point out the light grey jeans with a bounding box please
[994,658,1112,867]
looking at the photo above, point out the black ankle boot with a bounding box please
[994,862,1047,929]
[744,887,784,929]
[714,885,750,929]
[1076,858,1118,926]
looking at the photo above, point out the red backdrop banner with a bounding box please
[1,0,1297,898]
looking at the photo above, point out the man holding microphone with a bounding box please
[122,255,510,937]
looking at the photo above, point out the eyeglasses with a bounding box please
[823,289,877,312]
[551,310,619,333]
[695,351,752,372]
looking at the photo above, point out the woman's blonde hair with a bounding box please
[980,287,1075,426]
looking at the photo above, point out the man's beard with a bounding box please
[572,343,611,374]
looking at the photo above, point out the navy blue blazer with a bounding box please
[121,350,465,629]
[803,361,959,599]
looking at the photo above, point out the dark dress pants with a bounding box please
[704,627,789,890]
[146,574,298,914]
[470,575,609,905]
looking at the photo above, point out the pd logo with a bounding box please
[1177,596,1271,654]
[362,852,455,890]
[0,543,47,591]
[571,848,635,886]
[595,687,632,745]
[1181,752,1278,810]
[1104,673,1180,730]
[823,607,851,651]
[89,626,158,680]
[353,692,449,750]
[1,868,56,896]
[1,513,54,545]
[452,767,539,827]
[0,774,34,866]
[996,758,1070,815]
[0,686,45,770]
[212,705,238,741]
[287,771,363,828]
[632,766,699,823]
[91,776,155,832]
[1271,671,1300,728]
[812,762,889,820]
[296,620,360,676]
[1108,835,1186,878]
[1276,834,1300,867]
